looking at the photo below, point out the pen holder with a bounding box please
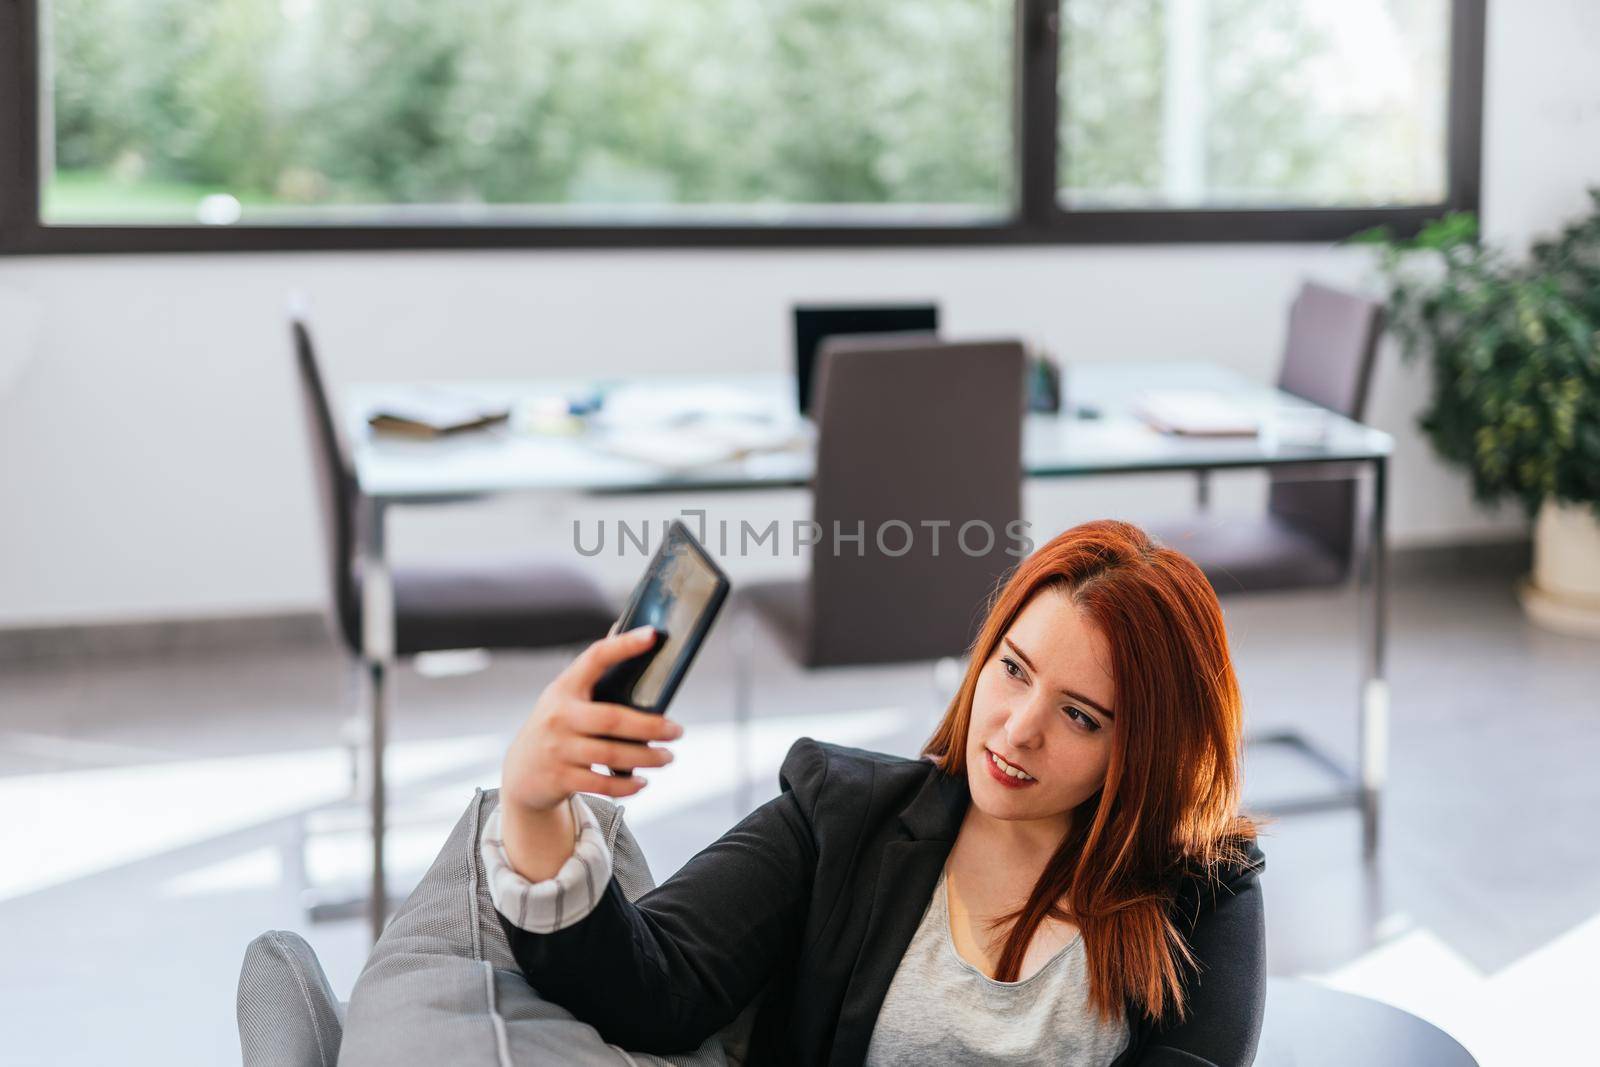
[1026,349,1063,413]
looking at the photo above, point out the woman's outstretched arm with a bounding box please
[490,624,829,1054]
[496,739,828,1054]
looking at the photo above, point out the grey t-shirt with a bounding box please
[863,868,1130,1066]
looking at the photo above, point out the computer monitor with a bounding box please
[792,304,939,416]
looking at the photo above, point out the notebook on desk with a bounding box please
[366,387,512,438]
[1133,390,1260,437]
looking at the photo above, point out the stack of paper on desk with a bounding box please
[1133,390,1260,436]
[593,417,810,471]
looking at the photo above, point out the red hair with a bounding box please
[922,519,1257,1023]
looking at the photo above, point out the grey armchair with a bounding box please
[238,789,751,1067]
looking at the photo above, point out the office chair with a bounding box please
[291,313,615,937]
[1149,280,1386,594]
[730,336,1026,806]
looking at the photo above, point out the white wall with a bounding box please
[0,0,1594,629]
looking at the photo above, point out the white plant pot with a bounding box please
[1517,498,1600,639]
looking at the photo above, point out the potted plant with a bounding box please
[1356,198,1600,638]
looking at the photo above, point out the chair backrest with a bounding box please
[290,314,361,655]
[806,336,1025,666]
[1268,282,1385,563]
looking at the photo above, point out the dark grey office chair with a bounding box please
[292,314,615,934]
[743,335,1026,666]
[725,338,1025,809]
[1149,281,1386,594]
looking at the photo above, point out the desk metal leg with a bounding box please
[360,495,395,944]
[1358,456,1390,861]
[1240,455,1390,859]
[733,598,755,819]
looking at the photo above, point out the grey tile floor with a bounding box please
[2,560,1596,1065]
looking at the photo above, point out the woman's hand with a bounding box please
[501,624,683,814]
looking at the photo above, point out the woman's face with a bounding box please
[965,586,1117,828]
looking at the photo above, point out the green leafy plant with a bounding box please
[1353,196,1600,524]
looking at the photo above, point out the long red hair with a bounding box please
[922,519,1258,1024]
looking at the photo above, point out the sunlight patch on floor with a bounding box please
[3,734,503,902]
[145,707,915,898]
[162,846,284,897]
[1313,911,1600,1066]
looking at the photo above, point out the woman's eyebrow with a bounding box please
[1002,637,1116,719]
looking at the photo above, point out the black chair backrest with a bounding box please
[291,316,361,655]
[806,336,1025,666]
[1268,281,1386,562]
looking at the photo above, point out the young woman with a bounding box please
[484,519,1265,1066]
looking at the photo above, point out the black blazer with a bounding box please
[500,737,1267,1066]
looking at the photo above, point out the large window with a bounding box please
[39,0,1013,224]
[1059,0,1451,209]
[0,0,1483,253]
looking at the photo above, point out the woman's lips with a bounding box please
[983,747,1038,789]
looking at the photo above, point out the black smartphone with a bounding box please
[591,520,731,775]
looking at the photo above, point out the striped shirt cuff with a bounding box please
[480,794,614,933]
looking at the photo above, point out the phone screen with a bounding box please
[602,521,730,713]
